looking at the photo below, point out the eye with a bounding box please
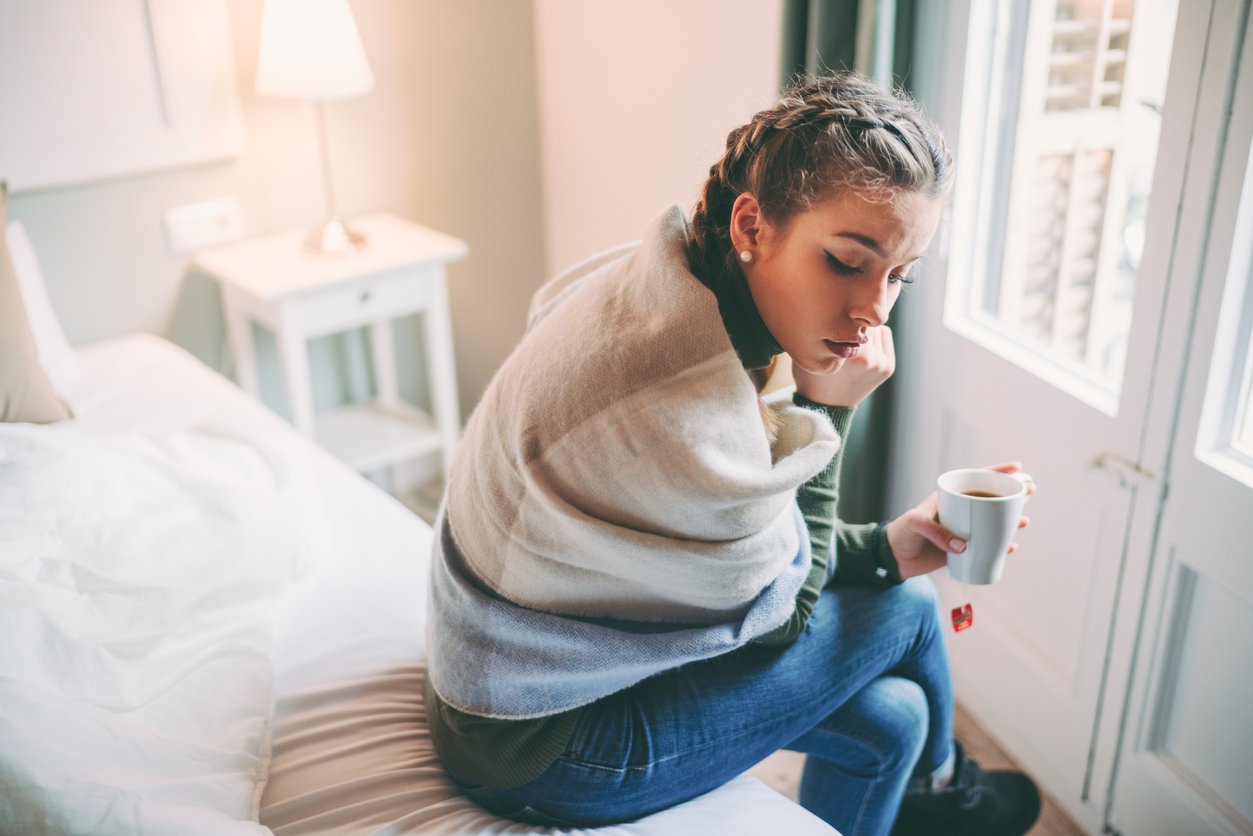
[825,252,862,275]
[827,251,915,285]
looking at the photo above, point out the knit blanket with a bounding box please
[427,205,840,718]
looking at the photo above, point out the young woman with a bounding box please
[423,72,1042,836]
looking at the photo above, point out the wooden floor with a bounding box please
[745,702,1087,835]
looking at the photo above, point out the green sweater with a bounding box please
[424,260,903,790]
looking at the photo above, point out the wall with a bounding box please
[532,0,785,277]
[7,0,787,443]
[6,0,547,424]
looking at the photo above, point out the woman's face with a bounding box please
[731,188,944,375]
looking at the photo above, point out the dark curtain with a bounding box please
[779,0,920,525]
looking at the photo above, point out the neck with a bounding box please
[688,244,782,370]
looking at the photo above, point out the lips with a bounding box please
[824,339,862,358]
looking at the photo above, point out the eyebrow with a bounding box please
[835,232,923,263]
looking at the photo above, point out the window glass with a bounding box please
[1236,344,1253,455]
[973,0,1178,393]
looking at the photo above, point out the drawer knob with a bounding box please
[359,289,372,303]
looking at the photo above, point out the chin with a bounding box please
[795,355,846,375]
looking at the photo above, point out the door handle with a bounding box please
[1091,452,1158,488]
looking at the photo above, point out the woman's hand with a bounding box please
[884,461,1035,580]
[793,325,895,407]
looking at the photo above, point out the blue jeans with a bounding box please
[447,575,955,836]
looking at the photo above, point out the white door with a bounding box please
[897,0,1237,831]
[1105,3,1253,831]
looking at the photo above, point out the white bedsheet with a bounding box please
[47,335,837,835]
[0,392,326,834]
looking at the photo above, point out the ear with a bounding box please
[729,192,764,256]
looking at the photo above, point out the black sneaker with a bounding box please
[891,740,1042,836]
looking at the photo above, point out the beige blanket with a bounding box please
[446,205,839,625]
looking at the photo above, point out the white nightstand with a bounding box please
[193,212,468,485]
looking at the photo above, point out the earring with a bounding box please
[739,250,753,263]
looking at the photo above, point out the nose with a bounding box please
[849,275,893,327]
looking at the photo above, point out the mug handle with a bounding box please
[1011,472,1035,498]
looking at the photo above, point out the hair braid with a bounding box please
[688,71,953,294]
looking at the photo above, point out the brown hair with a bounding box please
[689,71,955,443]
[689,71,953,291]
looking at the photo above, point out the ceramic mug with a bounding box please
[937,468,1034,584]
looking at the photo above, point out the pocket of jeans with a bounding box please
[560,701,633,773]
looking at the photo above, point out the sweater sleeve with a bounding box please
[830,520,903,588]
[783,393,902,592]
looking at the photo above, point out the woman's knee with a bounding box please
[864,676,929,768]
[817,675,929,773]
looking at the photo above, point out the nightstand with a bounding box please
[193,212,468,484]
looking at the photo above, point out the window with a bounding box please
[949,0,1179,408]
[1236,336,1253,456]
[1198,129,1253,484]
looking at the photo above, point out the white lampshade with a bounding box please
[255,0,374,100]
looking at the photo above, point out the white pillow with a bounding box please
[5,220,81,398]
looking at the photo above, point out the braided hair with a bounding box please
[688,71,954,294]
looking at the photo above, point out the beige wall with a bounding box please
[7,0,546,421]
[7,0,786,428]
[533,0,784,276]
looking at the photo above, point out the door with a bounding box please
[898,0,1232,831]
[1106,3,1253,831]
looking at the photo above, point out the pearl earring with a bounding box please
[739,250,753,263]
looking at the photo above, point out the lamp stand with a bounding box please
[305,100,366,257]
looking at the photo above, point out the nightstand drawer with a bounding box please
[284,266,436,336]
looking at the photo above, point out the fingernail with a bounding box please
[949,539,966,553]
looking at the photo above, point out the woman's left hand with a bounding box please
[884,461,1035,580]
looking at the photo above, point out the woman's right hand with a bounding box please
[792,325,896,407]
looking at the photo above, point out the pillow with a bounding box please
[6,218,82,398]
[0,182,72,423]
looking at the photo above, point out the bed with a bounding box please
[1,329,838,835]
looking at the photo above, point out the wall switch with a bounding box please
[164,198,244,255]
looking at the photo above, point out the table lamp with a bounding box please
[255,0,374,256]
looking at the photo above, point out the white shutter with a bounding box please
[995,0,1155,385]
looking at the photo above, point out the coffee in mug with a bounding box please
[937,468,1034,584]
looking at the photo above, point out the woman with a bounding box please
[423,72,1042,836]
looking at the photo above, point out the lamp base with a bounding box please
[304,216,367,257]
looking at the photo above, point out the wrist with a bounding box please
[876,521,905,583]
[793,385,860,408]
[792,368,865,408]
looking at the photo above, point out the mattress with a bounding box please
[67,334,837,835]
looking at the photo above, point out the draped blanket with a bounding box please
[427,205,840,718]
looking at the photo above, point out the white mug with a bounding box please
[936,468,1034,585]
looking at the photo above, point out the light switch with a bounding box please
[165,198,244,255]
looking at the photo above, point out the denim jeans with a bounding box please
[446,575,954,836]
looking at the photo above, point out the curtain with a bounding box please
[779,0,920,525]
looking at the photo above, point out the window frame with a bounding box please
[1197,129,1253,486]
[941,0,1175,417]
